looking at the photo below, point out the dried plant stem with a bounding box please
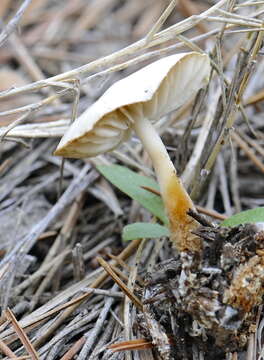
[76,285,117,360]
[13,249,71,296]
[97,257,143,311]
[29,251,69,311]
[39,192,85,270]
[0,88,73,117]
[217,154,232,216]
[0,119,70,139]
[124,238,146,360]
[182,88,221,188]
[0,90,70,141]
[0,0,227,100]
[0,338,18,359]
[195,206,227,221]
[0,0,33,47]
[59,337,86,360]
[231,132,264,173]
[239,131,264,157]
[109,338,154,352]
[191,30,264,199]
[4,308,39,360]
[0,239,141,348]
[145,0,178,43]
[8,33,46,82]
[245,88,264,105]
[0,165,96,270]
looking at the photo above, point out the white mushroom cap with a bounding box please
[55,52,210,158]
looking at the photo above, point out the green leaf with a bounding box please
[221,207,264,227]
[97,165,168,224]
[123,222,170,241]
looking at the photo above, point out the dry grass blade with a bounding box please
[232,132,264,173]
[0,165,96,270]
[4,308,39,360]
[195,205,227,221]
[178,0,208,33]
[0,239,142,347]
[70,0,118,40]
[240,132,264,158]
[108,254,144,285]
[0,0,227,99]
[0,337,18,359]
[0,90,70,140]
[145,0,177,43]
[245,88,264,106]
[0,0,33,47]
[59,336,86,360]
[0,119,70,138]
[97,256,143,311]
[109,336,176,352]
[123,237,146,360]
[2,290,101,340]
[109,338,153,352]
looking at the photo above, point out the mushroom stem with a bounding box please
[133,116,202,253]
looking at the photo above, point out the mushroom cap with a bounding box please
[55,52,210,158]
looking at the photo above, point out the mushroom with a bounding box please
[54,52,210,253]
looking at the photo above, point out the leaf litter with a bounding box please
[0,0,264,359]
